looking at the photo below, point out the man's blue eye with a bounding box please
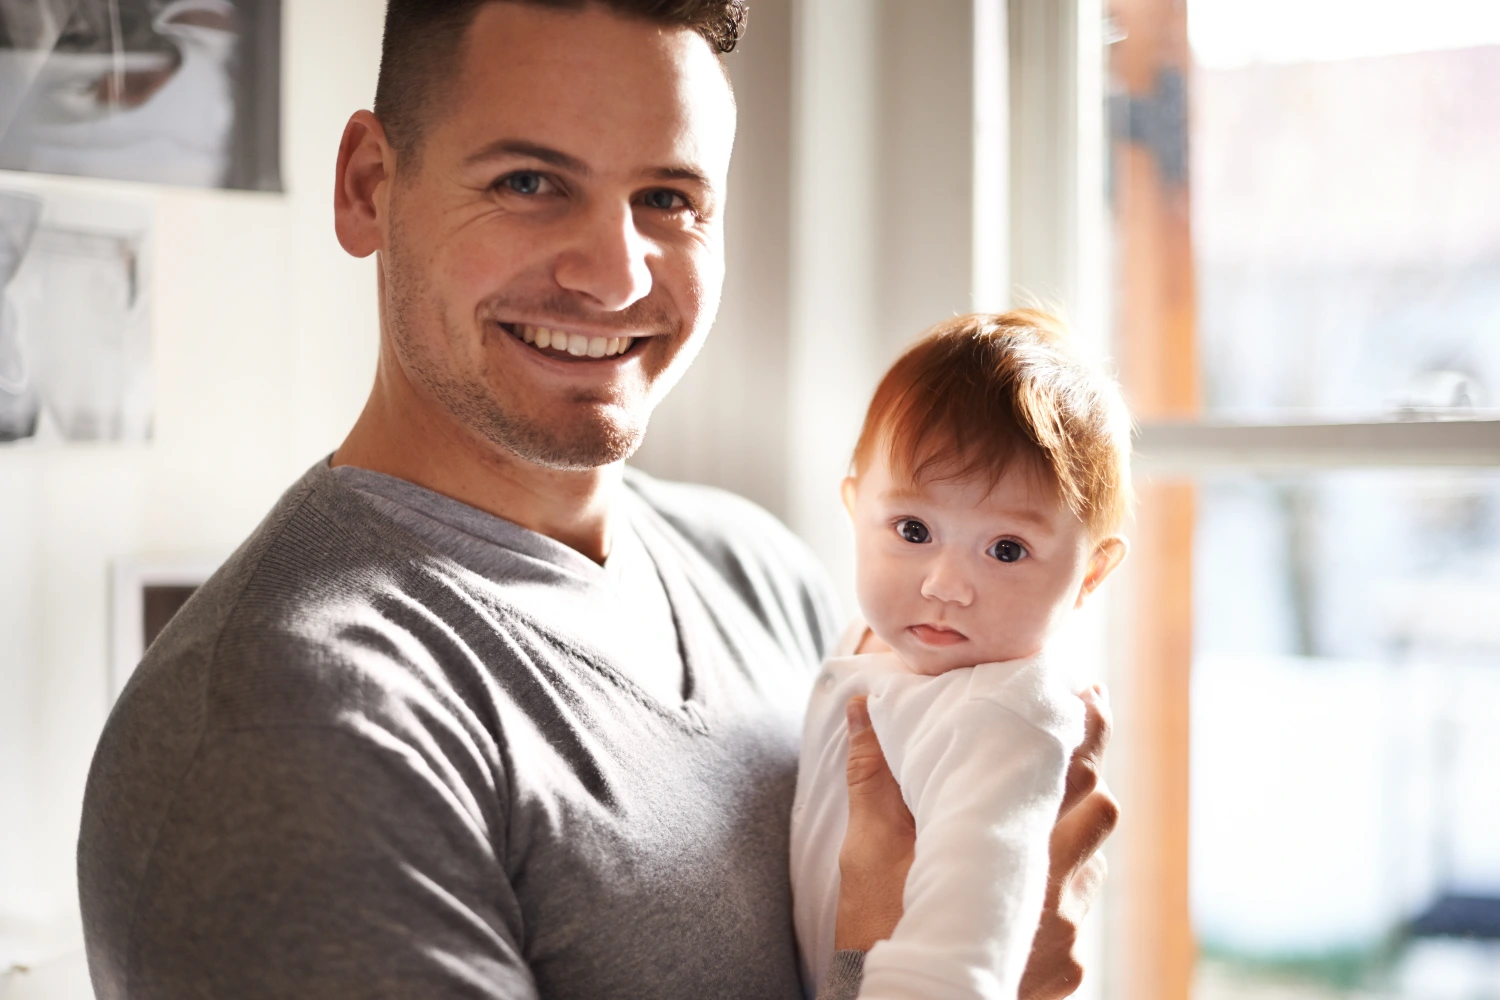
[896,519,930,544]
[504,172,543,195]
[989,539,1028,563]
[643,189,683,210]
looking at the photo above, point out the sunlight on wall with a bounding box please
[1188,0,1500,67]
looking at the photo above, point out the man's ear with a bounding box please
[1074,535,1129,609]
[841,475,858,518]
[334,109,395,259]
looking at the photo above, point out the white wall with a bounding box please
[0,0,385,985]
[639,0,984,613]
[633,0,797,516]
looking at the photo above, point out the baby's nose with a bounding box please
[919,560,975,606]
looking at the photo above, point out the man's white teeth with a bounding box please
[515,325,633,357]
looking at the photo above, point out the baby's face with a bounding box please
[845,450,1124,675]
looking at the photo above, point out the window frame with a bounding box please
[1137,418,1500,474]
[1014,0,1500,997]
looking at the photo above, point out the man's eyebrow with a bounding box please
[649,164,712,186]
[465,140,591,174]
[464,140,711,189]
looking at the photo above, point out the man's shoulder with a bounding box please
[623,467,844,661]
[623,466,821,588]
[78,469,515,998]
[624,466,797,545]
[119,461,486,734]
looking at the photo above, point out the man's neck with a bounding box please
[332,371,623,565]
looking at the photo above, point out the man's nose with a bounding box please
[919,552,975,607]
[553,200,655,311]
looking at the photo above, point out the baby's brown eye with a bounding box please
[988,539,1028,563]
[896,519,930,544]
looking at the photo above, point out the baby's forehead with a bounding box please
[876,456,1067,516]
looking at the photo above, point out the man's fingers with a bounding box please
[1067,852,1107,914]
[1059,685,1113,814]
[1024,687,1118,1000]
[835,696,915,952]
[1051,780,1120,882]
[1051,687,1118,887]
[840,696,914,864]
[1019,908,1083,1000]
[845,696,898,799]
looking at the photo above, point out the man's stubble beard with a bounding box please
[381,225,651,472]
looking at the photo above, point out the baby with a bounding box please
[790,310,1132,999]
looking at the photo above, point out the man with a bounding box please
[77,2,1118,997]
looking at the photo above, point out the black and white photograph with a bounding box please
[0,186,151,443]
[0,0,282,191]
[0,187,39,440]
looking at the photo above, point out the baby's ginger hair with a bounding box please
[851,310,1133,537]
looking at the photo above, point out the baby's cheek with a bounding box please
[854,556,907,641]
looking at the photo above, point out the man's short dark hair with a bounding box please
[374,0,747,160]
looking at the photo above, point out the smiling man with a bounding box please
[332,0,734,565]
[76,3,1117,998]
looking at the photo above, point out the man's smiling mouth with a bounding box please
[499,322,638,360]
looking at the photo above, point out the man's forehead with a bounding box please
[443,2,736,176]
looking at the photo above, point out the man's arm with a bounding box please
[80,723,535,1000]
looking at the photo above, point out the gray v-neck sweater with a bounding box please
[77,460,859,999]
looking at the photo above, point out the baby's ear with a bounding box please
[1075,535,1129,608]
[840,475,858,517]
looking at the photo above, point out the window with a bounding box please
[1103,1,1500,998]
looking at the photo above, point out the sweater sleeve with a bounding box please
[818,950,868,1000]
[80,723,537,1000]
[859,692,1079,1000]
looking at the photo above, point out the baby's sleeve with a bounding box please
[860,673,1083,1000]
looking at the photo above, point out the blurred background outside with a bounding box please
[1143,2,1500,999]
[1,1,1497,999]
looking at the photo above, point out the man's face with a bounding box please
[845,449,1104,675]
[379,3,735,469]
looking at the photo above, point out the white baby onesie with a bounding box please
[790,624,1085,1000]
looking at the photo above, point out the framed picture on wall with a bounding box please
[109,556,220,701]
[0,188,153,445]
[0,0,282,192]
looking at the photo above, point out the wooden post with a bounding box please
[1108,0,1198,998]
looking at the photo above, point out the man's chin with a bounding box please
[485,411,646,471]
[424,366,653,470]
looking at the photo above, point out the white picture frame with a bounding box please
[108,555,221,702]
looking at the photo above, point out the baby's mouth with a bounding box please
[499,322,638,360]
[907,623,968,647]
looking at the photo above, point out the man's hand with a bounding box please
[834,695,915,952]
[1020,685,1120,999]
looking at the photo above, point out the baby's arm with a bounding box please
[861,688,1080,1000]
